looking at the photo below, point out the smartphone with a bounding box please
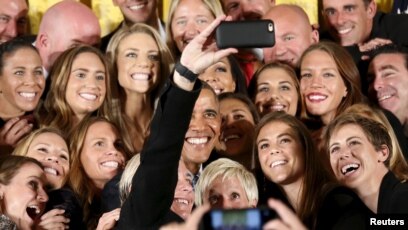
[199,207,278,230]
[216,20,275,49]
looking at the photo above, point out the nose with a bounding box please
[275,43,288,58]
[222,198,234,209]
[241,3,259,20]
[335,11,347,26]
[373,76,383,91]
[5,20,18,38]
[309,75,323,88]
[136,54,152,68]
[37,187,49,203]
[185,20,199,38]
[45,154,59,164]
[270,148,280,155]
[339,147,351,160]
[189,115,206,132]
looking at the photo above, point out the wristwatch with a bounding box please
[175,61,198,82]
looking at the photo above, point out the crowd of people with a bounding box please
[1,0,408,229]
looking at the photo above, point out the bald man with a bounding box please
[0,0,28,44]
[34,1,101,72]
[262,4,319,67]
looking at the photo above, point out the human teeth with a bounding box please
[338,28,352,34]
[271,160,287,168]
[102,161,119,168]
[308,95,327,100]
[129,4,144,10]
[271,104,285,111]
[186,137,208,145]
[175,199,189,205]
[224,134,239,142]
[131,73,149,80]
[44,167,58,176]
[378,94,392,101]
[19,92,36,98]
[80,93,97,100]
[214,89,222,94]
[341,163,359,175]
[28,205,40,214]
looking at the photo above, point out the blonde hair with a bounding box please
[119,154,141,205]
[195,158,258,206]
[165,0,223,57]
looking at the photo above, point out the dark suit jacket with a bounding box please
[116,79,202,229]
[378,171,408,214]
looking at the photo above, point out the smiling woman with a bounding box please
[0,155,48,230]
[107,23,173,153]
[0,40,45,152]
[68,116,132,229]
[38,45,120,135]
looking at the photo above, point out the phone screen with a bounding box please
[201,208,277,230]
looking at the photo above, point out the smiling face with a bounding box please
[65,52,106,120]
[198,57,236,95]
[171,160,194,220]
[116,32,160,95]
[113,0,158,25]
[322,0,376,46]
[257,121,304,186]
[0,163,48,229]
[26,132,69,189]
[328,124,389,192]
[255,68,299,117]
[368,53,408,126]
[300,50,348,124]
[262,5,318,67]
[0,0,28,44]
[220,98,255,158]
[171,0,215,53]
[204,175,255,209]
[80,121,126,190]
[0,47,44,117]
[181,88,220,174]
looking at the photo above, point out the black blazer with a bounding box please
[378,171,408,214]
[116,79,202,229]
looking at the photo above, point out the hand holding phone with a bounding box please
[216,20,275,49]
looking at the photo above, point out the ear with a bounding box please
[377,144,390,163]
[366,0,377,19]
[37,33,49,50]
[343,88,348,98]
[311,29,319,44]
[249,199,258,208]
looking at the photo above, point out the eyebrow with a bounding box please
[379,64,398,72]
[257,132,292,145]
[205,109,218,114]
[329,136,362,147]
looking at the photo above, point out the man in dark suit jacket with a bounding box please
[100,0,165,52]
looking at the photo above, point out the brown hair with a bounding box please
[254,112,337,228]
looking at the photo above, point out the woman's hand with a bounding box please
[96,208,121,230]
[35,209,70,230]
[159,204,210,230]
[0,117,33,147]
[263,198,308,230]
